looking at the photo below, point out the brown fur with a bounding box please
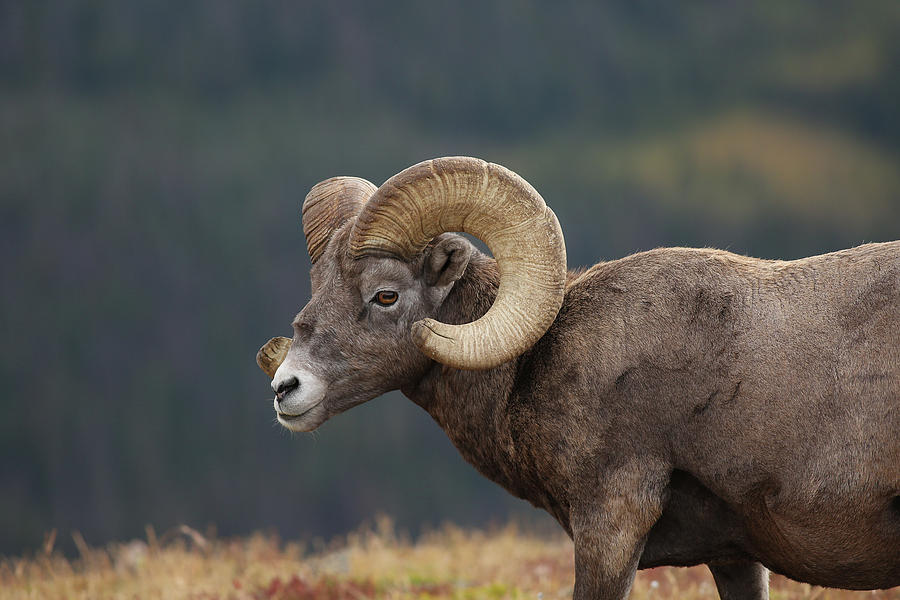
[276,229,900,600]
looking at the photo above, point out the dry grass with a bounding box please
[1,520,897,600]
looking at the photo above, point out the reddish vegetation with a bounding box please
[256,575,377,600]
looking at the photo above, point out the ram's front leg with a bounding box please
[571,463,667,600]
[572,526,645,600]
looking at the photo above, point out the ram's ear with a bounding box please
[424,234,474,287]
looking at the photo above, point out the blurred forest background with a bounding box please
[2,1,899,556]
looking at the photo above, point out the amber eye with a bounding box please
[374,290,399,306]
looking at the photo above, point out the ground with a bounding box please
[2,520,898,600]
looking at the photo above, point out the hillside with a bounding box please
[2,0,900,556]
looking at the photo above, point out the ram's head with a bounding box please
[257,157,566,431]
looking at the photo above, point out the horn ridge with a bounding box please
[302,176,376,263]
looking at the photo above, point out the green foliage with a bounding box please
[1,0,898,556]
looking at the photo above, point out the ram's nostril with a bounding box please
[274,376,300,401]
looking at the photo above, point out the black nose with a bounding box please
[275,376,299,401]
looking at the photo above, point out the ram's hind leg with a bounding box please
[708,561,769,600]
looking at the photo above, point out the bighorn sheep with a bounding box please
[257,157,900,599]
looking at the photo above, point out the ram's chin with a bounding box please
[275,403,328,432]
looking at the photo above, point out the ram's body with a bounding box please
[259,158,900,600]
[415,242,900,591]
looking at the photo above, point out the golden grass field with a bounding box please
[2,520,898,600]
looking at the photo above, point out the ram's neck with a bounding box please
[401,254,527,495]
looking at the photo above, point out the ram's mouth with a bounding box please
[276,412,304,422]
[276,402,321,422]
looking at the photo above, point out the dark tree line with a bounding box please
[1,0,898,555]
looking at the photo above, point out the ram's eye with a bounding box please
[374,290,399,306]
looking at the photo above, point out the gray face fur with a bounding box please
[271,225,473,431]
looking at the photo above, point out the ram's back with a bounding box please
[555,240,900,485]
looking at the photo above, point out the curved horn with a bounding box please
[303,177,376,263]
[349,157,566,370]
[257,336,291,379]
